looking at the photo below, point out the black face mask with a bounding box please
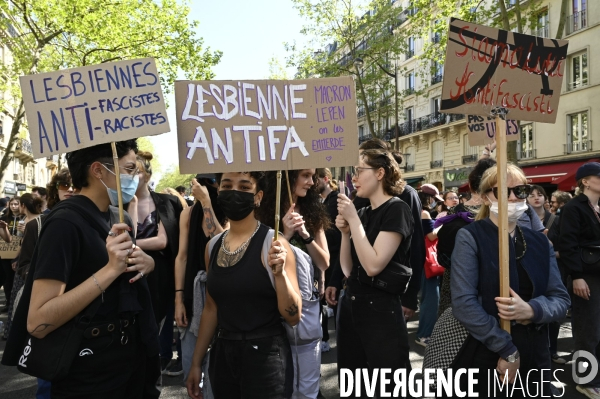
[217,190,256,221]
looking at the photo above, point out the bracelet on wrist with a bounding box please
[301,235,314,245]
[175,289,184,293]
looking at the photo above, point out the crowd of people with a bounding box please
[0,137,599,399]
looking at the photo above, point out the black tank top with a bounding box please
[207,224,281,332]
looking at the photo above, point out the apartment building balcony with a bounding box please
[15,138,34,161]
[430,160,443,169]
[405,164,415,172]
[431,74,443,85]
[564,140,592,154]
[567,77,588,91]
[391,112,464,137]
[517,149,537,160]
[358,131,393,144]
[534,25,549,38]
[462,154,478,164]
[566,9,587,35]
[405,50,414,60]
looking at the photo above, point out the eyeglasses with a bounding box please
[486,185,532,200]
[352,166,378,177]
[103,163,139,176]
[56,182,73,191]
[446,196,459,201]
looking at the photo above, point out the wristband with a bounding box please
[92,274,105,303]
[301,236,315,245]
[175,289,184,292]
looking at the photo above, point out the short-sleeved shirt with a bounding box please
[348,197,414,294]
[33,199,126,318]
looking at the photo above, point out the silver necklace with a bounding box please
[221,221,261,256]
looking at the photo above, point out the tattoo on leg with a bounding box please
[30,324,53,334]
[203,207,217,238]
[285,303,298,317]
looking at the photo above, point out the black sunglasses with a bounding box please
[486,185,532,199]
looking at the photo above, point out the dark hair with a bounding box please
[65,139,139,189]
[137,151,153,181]
[468,158,497,193]
[255,170,332,235]
[20,193,43,215]
[418,191,433,208]
[32,186,48,197]
[47,168,72,209]
[175,185,186,194]
[358,137,404,165]
[215,172,266,194]
[529,184,547,200]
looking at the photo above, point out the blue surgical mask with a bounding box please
[100,164,139,205]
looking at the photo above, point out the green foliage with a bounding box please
[0,0,222,181]
[155,165,194,193]
[137,137,161,176]
[268,57,290,79]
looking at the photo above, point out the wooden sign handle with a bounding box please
[274,170,282,244]
[285,170,293,207]
[110,142,125,224]
[495,115,511,333]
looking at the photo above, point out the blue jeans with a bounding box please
[181,327,212,398]
[36,379,51,399]
[159,304,181,360]
[416,270,440,339]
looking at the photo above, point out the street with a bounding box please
[0,290,583,399]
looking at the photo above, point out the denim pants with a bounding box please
[416,270,440,339]
[181,326,212,398]
[208,333,293,399]
[337,289,411,398]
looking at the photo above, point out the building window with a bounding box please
[535,10,549,37]
[431,97,441,115]
[519,124,535,159]
[405,71,415,94]
[567,0,587,34]
[431,140,443,168]
[406,37,414,59]
[405,146,416,171]
[431,61,443,85]
[568,52,588,90]
[568,111,589,153]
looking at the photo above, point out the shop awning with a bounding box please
[405,176,425,186]
[521,159,600,191]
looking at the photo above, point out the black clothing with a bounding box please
[398,185,424,311]
[207,224,281,332]
[347,197,413,295]
[436,203,473,269]
[558,193,600,279]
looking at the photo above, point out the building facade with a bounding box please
[355,0,599,194]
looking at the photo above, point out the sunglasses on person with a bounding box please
[486,185,532,199]
[56,182,73,191]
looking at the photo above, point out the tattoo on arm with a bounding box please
[30,323,53,334]
[203,207,217,238]
[285,303,298,317]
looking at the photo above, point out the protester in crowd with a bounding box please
[3,170,73,398]
[527,185,555,230]
[558,162,600,398]
[0,197,23,312]
[31,187,49,215]
[129,151,183,376]
[187,171,301,399]
[162,187,189,210]
[450,163,570,397]
[459,192,470,204]
[436,159,494,317]
[257,169,330,399]
[414,191,440,347]
[0,197,8,215]
[176,185,194,207]
[3,140,160,398]
[335,143,414,395]
[2,193,43,338]
[421,184,442,216]
[544,199,551,212]
[551,190,572,215]
[436,191,460,219]
[316,167,340,353]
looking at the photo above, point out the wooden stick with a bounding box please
[284,170,293,206]
[495,115,510,333]
[274,170,282,244]
[110,142,125,224]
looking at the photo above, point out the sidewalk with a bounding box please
[0,294,584,398]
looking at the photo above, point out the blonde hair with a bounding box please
[162,187,189,209]
[476,163,527,220]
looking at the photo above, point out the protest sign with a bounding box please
[20,58,170,158]
[441,18,568,123]
[0,237,22,259]
[466,115,519,146]
[175,77,359,174]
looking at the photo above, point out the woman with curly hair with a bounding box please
[46,168,75,210]
[256,169,330,399]
[335,141,414,396]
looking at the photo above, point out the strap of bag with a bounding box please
[207,232,226,259]
[293,325,301,391]
[77,298,103,328]
[546,213,556,231]
[36,216,42,237]
[261,229,277,289]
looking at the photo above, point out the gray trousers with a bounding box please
[572,273,600,387]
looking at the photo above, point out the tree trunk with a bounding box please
[555,0,569,39]
[0,100,25,183]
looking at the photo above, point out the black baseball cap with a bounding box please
[576,162,600,181]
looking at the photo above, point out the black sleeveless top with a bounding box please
[207,224,281,332]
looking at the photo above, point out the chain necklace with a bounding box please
[588,201,600,225]
[218,221,261,267]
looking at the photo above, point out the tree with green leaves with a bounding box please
[0,0,221,182]
[155,165,194,193]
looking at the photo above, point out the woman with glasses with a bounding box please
[449,164,569,397]
[436,192,460,219]
[335,140,414,396]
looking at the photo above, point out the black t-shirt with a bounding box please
[348,197,413,294]
[33,198,130,319]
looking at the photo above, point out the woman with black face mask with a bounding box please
[186,172,302,399]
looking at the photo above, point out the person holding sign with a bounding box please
[4,140,160,398]
[335,144,414,395]
[1,197,24,311]
[187,172,301,399]
[450,165,570,396]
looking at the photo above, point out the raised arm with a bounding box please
[174,207,191,327]
[191,179,224,238]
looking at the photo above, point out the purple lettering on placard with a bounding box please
[311,137,345,152]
